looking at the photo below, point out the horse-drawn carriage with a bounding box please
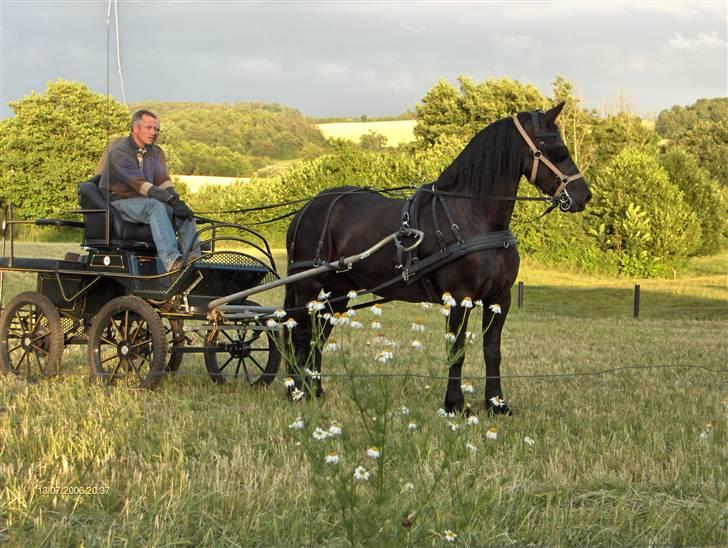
[1,105,591,413]
[0,175,286,389]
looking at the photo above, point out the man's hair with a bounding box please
[130,109,158,128]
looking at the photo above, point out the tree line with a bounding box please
[0,78,725,276]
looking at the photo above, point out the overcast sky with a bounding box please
[1,1,726,120]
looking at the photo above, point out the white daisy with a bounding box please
[324,451,339,464]
[370,304,383,316]
[288,417,304,430]
[370,321,382,330]
[411,340,423,350]
[347,290,359,300]
[411,319,426,332]
[328,424,342,437]
[273,308,287,318]
[407,422,418,431]
[350,320,363,329]
[461,296,473,308]
[444,529,457,543]
[307,300,325,313]
[366,446,381,459]
[489,303,502,314]
[312,427,330,441]
[353,466,370,481]
[444,332,457,343]
[441,292,457,307]
[465,442,477,454]
[283,377,295,388]
[283,318,298,329]
[523,436,536,447]
[266,318,277,328]
[375,350,393,363]
[461,382,475,394]
[291,388,305,401]
[466,415,479,426]
[486,427,498,440]
[440,305,451,317]
[318,289,331,301]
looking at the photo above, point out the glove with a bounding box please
[168,196,194,220]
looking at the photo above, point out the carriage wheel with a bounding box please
[87,295,167,390]
[0,292,64,378]
[165,318,185,372]
[204,318,281,386]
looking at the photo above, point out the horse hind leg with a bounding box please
[443,307,471,414]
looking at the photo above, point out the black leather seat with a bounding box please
[78,175,156,250]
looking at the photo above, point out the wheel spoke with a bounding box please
[248,355,265,374]
[129,320,144,344]
[100,353,119,365]
[7,343,22,353]
[29,342,49,357]
[218,355,234,372]
[109,319,124,342]
[33,349,46,373]
[130,338,153,350]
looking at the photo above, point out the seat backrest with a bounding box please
[77,176,156,250]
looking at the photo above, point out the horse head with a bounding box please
[514,102,592,212]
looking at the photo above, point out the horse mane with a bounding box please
[432,115,525,199]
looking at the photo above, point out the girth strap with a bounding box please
[402,230,516,285]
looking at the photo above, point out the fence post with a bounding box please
[517,281,524,310]
[633,284,640,319]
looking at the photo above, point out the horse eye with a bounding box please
[547,144,568,161]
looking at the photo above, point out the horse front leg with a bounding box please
[443,307,471,414]
[482,294,512,415]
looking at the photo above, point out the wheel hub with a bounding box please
[117,340,131,358]
[226,340,251,359]
[22,336,32,349]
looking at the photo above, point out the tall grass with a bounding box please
[1,245,726,544]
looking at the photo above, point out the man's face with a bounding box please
[132,114,161,147]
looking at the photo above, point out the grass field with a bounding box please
[317,120,417,146]
[1,244,726,545]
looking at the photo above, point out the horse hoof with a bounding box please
[443,401,465,415]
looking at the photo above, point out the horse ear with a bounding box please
[544,101,565,123]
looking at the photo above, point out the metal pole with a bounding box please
[633,284,640,319]
[517,281,524,309]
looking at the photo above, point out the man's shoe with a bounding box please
[169,257,185,272]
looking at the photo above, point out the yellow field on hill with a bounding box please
[317,120,417,145]
[174,175,250,193]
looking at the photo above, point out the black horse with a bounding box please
[284,103,591,414]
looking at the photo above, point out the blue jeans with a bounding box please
[111,198,201,271]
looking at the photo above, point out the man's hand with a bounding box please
[169,196,194,220]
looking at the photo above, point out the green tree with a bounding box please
[591,148,702,275]
[589,112,660,168]
[550,76,599,172]
[655,98,728,186]
[0,79,128,218]
[359,131,388,151]
[414,77,547,147]
[659,149,725,254]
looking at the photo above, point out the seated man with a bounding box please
[97,109,200,272]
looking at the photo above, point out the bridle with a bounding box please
[512,112,584,212]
